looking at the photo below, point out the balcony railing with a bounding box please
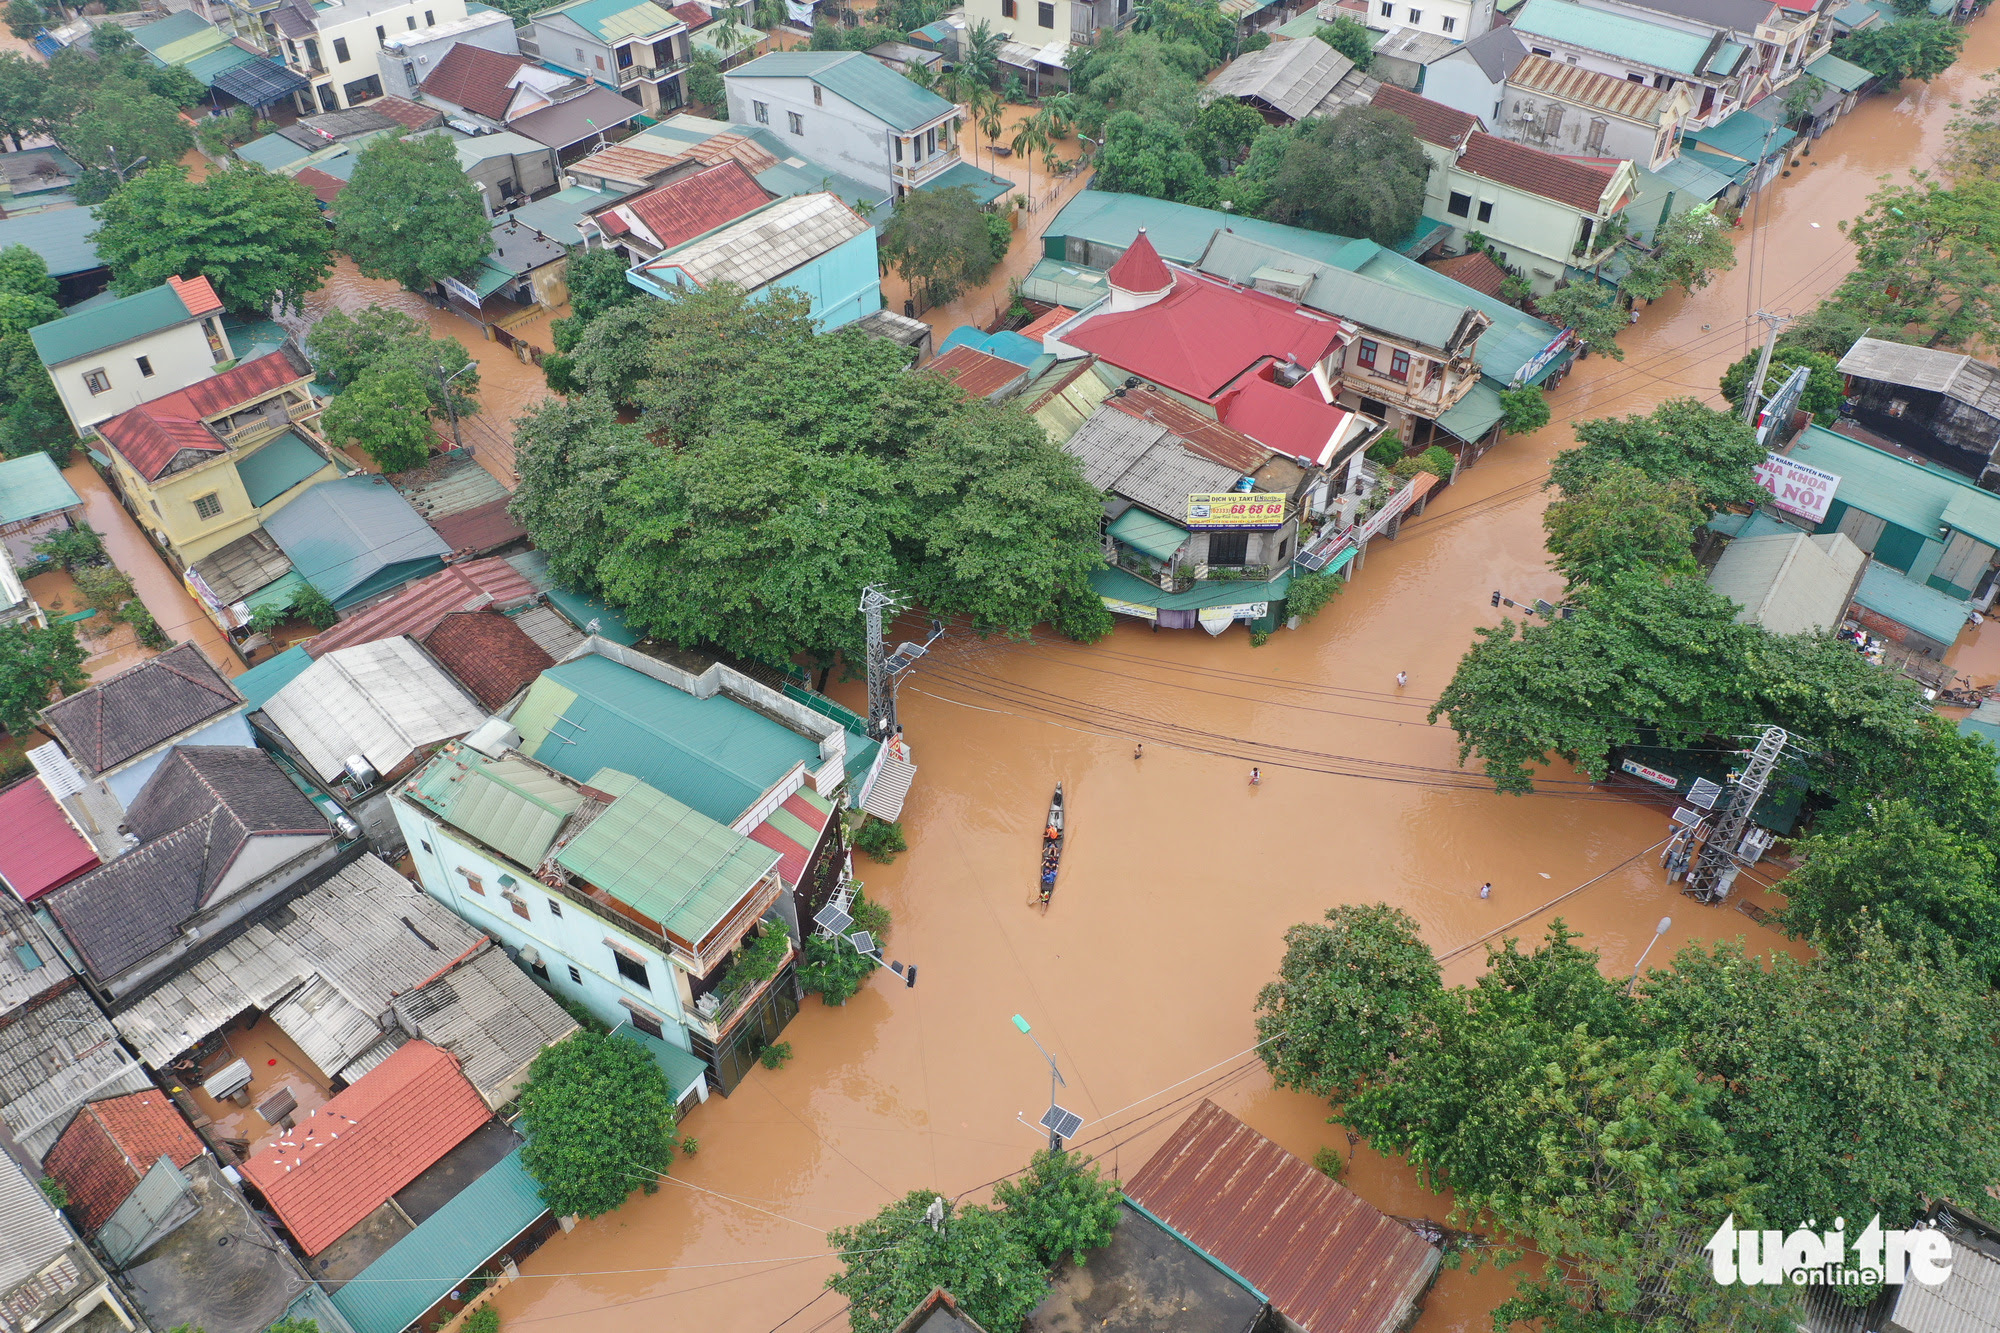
[687,945,796,1040]
[891,149,961,185]
[614,63,656,84]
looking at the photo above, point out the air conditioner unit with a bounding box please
[563,173,577,187]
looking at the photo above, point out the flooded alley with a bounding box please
[476,22,2000,1333]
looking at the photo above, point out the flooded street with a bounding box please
[483,26,1997,1333]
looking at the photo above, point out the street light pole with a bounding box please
[437,360,472,454]
[1627,916,1673,994]
[1012,1014,1065,1153]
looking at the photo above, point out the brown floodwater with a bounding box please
[479,29,1993,1333]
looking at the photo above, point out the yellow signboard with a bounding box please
[1186,493,1287,530]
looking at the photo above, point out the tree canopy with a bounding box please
[991,1150,1123,1267]
[306,305,480,419]
[879,184,1004,308]
[64,78,194,204]
[335,134,492,292]
[0,622,87,735]
[1551,398,1766,513]
[1619,203,1737,303]
[1257,107,1430,245]
[320,367,435,473]
[93,165,334,314]
[1541,462,1703,591]
[518,1031,677,1218]
[512,286,1113,666]
[827,1193,1048,1333]
[0,247,68,464]
[1834,16,1963,86]
[1718,345,1843,425]
[1534,282,1629,360]
[1315,15,1374,68]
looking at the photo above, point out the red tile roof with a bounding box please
[604,161,773,252]
[746,790,835,888]
[1459,132,1618,211]
[168,275,224,318]
[1017,306,1077,341]
[294,167,347,206]
[1107,228,1172,293]
[0,777,98,901]
[1217,374,1355,465]
[45,1091,206,1233]
[304,556,539,657]
[668,2,711,26]
[370,94,444,131]
[421,44,529,121]
[242,1041,490,1256]
[96,346,315,480]
[1425,250,1508,298]
[429,495,528,556]
[1126,1102,1440,1333]
[1370,83,1479,149]
[925,345,1027,399]
[1062,271,1345,402]
[420,610,554,711]
[1107,388,1269,473]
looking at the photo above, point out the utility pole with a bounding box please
[860,584,903,741]
[1012,1015,1070,1153]
[1740,311,1789,427]
[103,145,149,186]
[436,361,471,453]
[1684,726,1789,904]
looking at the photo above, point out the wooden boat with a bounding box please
[1036,783,1065,911]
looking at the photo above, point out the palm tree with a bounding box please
[959,19,1003,89]
[974,86,1004,172]
[1010,109,1053,201]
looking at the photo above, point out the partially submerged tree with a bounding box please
[879,184,1003,309]
[335,134,492,292]
[1541,462,1703,591]
[827,1193,1047,1333]
[992,1149,1122,1267]
[319,367,435,473]
[0,622,87,735]
[1257,106,1429,245]
[518,1030,677,1219]
[93,165,334,314]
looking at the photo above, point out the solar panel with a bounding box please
[1039,1105,1082,1139]
[1670,805,1702,827]
[847,930,876,954]
[1687,778,1723,810]
[813,904,853,934]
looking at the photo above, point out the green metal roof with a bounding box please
[1650,153,1734,200]
[234,430,328,507]
[1090,563,1292,610]
[608,1021,708,1098]
[512,653,823,824]
[243,570,306,616]
[1957,715,2000,779]
[260,474,450,607]
[693,21,765,57]
[554,769,780,941]
[535,0,683,42]
[1805,51,1873,91]
[1789,425,2000,544]
[1435,377,1505,444]
[330,1146,548,1333]
[235,131,316,172]
[183,42,257,86]
[1046,189,1366,269]
[1107,506,1189,561]
[405,747,587,868]
[1511,0,1720,77]
[131,9,216,55]
[0,205,100,278]
[1684,109,1794,162]
[1941,491,2000,550]
[1198,231,1470,349]
[1705,41,1748,74]
[1854,561,1971,644]
[232,643,313,711]
[29,283,201,368]
[1353,248,1568,387]
[1270,8,1324,36]
[1681,143,1755,184]
[0,452,81,525]
[728,51,957,132]
[916,160,1014,206]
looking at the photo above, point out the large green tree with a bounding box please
[1542,462,1703,591]
[827,1193,1048,1333]
[1314,15,1374,68]
[1069,30,1208,126]
[518,1031,677,1218]
[509,394,655,591]
[335,134,492,292]
[1619,203,1737,302]
[0,622,87,735]
[1534,281,1627,360]
[1257,106,1429,244]
[1253,903,1441,1099]
[92,165,334,314]
[1830,177,2000,349]
[879,184,1004,308]
[319,367,435,473]
[305,305,479,419]
[1552,398,1766,513]
[1092,111,1216,206]
[1834,16,1963,87]
[61,78,194,204]
[1718,346,1843,425]
[991,1149,1123,1267]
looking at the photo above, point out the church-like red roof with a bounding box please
[1106,228,1172,293]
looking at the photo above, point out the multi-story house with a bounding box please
[37,644,253,813]
[725,51,977,201]
[522,0,692,115]
[958,0,1132,54]
[1369,0,1494,44]
[1376,86,1638,292]
[251,0,479,112]
[1506,0,1752,128]
[29,276,234,436]
[1572,0,1830,112]
[89,345,338,573]
[1499,54,1693,170]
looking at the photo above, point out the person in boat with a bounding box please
[1045,823,1059,839]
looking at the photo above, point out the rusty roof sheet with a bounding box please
[1508,54,1669,122]
[1106,387,1269,473]
[302,556,538,658]
[924,345,1027,400]
[1125,1101,1441,1333]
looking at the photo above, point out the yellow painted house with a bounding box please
[93,345,339,570]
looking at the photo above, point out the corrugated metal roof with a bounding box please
[1706,531,1864,634]
[1789,425,2000,545]
[0,776,97,903]
[1805,51,1872,91]
[1510,0,1719,77]
[231,645,316,713]
[1197,231,1471,350]
[263,638,486,782]
[305,557,539,658]
[0,452,81,525]
[1434,376,1504,443]
[1107,506,1188,561]
[1208,38,1353,122]
[607,1021,707,1098]
[0,984,153,1160]
[110,854,482,1069]
[1684,108,1793,162]
[537,0,682,42]
[1125,1101,1439,1333]
[1063,407,1245,517]
[235,430,330,507]
[1110,387,1272,473]
[513,653,821,824]
[1508,52,1668,120]
[330,1144,547,1333]
[0,206,100,278]
[0,1152,74,1291]
[644,192,868,294]
[392,945,579,1107]
[925,345,1028,400]
[1089,563,1291,610]
[1854,560,1975,645]
[44,1090,205,1233]
[402,745,585,869]
[191,528,295,605]
[262,475,451,607]
[29,282,205,368]
[1884,1236,2000,1333]
[1047,189,1365,270]
[0,892,71,1011]
[727,50,955,131]
[1942,490,2000,550]
[1837,338,2000,417]
[555,770,780,943]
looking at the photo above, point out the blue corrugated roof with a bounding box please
[608,1021,708,1099]
[1854,562,1971,644]
[1788,424,2000,543]
[329,1147,547,1333]
[1511,0,1720,76]
[727,50,954,131]
[916,160,1013,205]
[1684,109,1794,163]
[233,645,315,712]
[937,326,1042,365]
[234,131,315,172]
[0,206,101,278]
[0,452,82,525]
[513,653,823,824]
[261,474,450,607]
[131,8,214,54]
[234,430,327,506]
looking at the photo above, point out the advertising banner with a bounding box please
[1186,493,1286,530]
[1752,452,1840,522]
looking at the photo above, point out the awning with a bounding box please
[1435,378,1505,445]
[244,570,306,615]
[1108,507,1190,562]
[1393,214,1451,258]
[1651,153,1734,201]
[1805,52,1873,92]
[1854,563,1974,647]
[746,787,836,888]
[916,160,1014,206]
[1684,110,1795,163]
[609,1022,710,1102]
[213,56,312,106]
